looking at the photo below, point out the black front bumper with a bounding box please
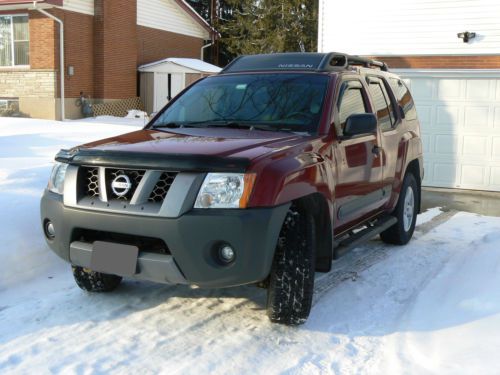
[40,190,289,288]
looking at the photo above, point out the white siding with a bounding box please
[62,0,94,15]
[318,0,500,55]
[137,0,208,40]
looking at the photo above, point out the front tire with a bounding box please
[72,266,122,292]
[267,204,316,325]
[380,173,419,245]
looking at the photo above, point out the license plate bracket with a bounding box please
[91,241,139,276]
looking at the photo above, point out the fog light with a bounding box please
[44,220,55,239]
[219,245,235,264]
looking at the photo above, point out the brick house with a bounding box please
[0,0,213,119]
[318,0,500,192]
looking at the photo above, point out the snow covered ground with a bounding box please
[1,118,500,375]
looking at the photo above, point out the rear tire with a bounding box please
[380,173,419,245]
[267,204,316,325]
[72,266,122,292]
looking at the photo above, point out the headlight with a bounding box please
[195,173,256,209]
[48,162,68,195]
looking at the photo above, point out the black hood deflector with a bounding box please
[55,148,250,173]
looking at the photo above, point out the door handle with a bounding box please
[372,145,382,157]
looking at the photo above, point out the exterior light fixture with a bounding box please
[457,31,476,43]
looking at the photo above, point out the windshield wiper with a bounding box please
[152,122,183,129]
[152,122,212,129]
[192,120,296,133]
[153,120,298,133]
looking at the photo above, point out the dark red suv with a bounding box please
[41,52,423,325]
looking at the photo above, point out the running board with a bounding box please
[334,216,398,259]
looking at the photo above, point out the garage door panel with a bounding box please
[436,105,460,127]
[416,105,433,125]
[491,167,500,188]
[461,165,487,187]
[421,134,431,154]
[434,134,459,155]
[410,78,434,100]
[494,107,500,128]
[463,136,489,157]
[402,73,500,192]
[466,80,491,100]
[464,106,490,128]
[492,138,500,161]
[433,163,457,185]
[437,79,463,100]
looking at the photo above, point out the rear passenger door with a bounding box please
[333,78,385,230]
[367,76,409,197]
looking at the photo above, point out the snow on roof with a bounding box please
[138,58,222,73]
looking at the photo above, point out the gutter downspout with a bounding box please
[34,3,65,120]
[201,42,213,62]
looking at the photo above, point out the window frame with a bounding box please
[366,75,398,132]
[389,77,418,122]
[0,13,30,68]
[334,77,370,137]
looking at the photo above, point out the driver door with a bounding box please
[333,78,385,230]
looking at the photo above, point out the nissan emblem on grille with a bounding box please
[111,175,132,197]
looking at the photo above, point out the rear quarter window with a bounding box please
[368,80,395,131]
[389,78,417,121]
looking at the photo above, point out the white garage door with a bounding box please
[398,71,500,192]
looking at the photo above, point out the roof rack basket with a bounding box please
[320,53,389,72]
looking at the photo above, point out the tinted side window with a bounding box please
[368,81,394,131]
[390,78,417,121]
[338,88,367,130]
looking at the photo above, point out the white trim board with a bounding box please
[392,69,500,78]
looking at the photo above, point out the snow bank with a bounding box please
[0,118,140,291]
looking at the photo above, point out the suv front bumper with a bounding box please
[41,190,289,288]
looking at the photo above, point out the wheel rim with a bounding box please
[403,186,415,232]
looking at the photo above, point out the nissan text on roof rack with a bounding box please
[41,52,424,325]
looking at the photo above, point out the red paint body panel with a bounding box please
[75,68,423,236]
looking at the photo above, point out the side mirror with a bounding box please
[343,113,377,137]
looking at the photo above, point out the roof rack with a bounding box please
[326,53,389,72]
[220,52,389,74]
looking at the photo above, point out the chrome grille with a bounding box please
[85,167,99,197]
[79,166,177,205]
[149,172,177,203]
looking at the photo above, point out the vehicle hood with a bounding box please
[76,127,304,161]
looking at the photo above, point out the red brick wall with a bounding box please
[94,0,137,99]
[63,9,94,98]
[29,11,58,69]
[2,2,206,101]
[137,25,204,66]
[27,8,94,98]
[369,55,500,69]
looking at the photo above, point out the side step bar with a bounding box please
[334,216,398,259]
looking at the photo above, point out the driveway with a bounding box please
[422,188,500,217]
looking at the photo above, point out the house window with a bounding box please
[0,98,19,112]
[0,15,29,67]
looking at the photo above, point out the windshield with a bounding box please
[150,73,330,133]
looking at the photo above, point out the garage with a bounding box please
[395,71,500,192]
